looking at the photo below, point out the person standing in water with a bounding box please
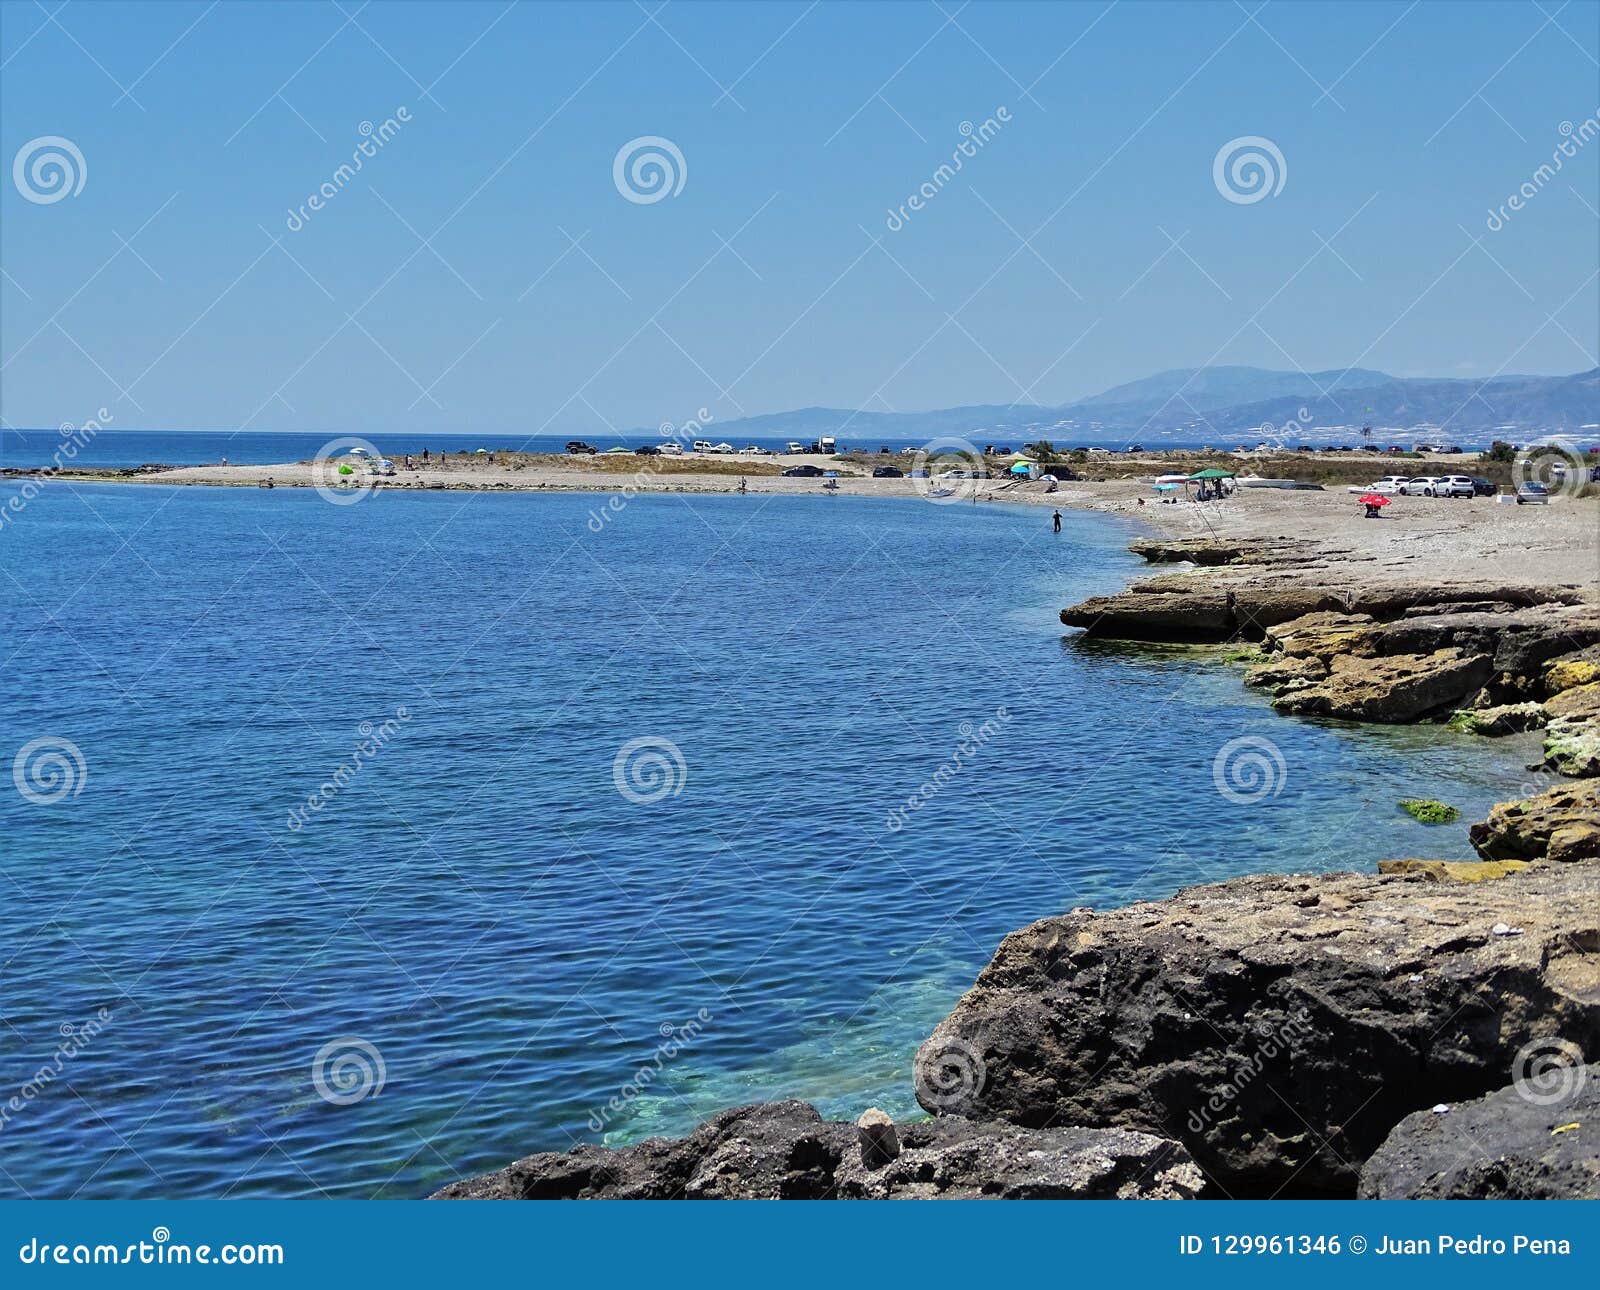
[1052,510,1062,533]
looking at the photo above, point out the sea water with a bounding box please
[0,482,1540,1197]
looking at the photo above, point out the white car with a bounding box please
[1398,476,1445,496]
[785,442,806,455]
[1438,474,1476,498]
[659,442,684,456]
[1347,475,1411,495]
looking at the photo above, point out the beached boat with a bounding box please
[1237,475,1324,490]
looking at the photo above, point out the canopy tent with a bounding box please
[1186,468,1236,480]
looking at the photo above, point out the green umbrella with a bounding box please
[1186,468,1236,480]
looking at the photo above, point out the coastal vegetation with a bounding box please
[1398,798,1460,824]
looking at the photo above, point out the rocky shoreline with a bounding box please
[430,530,1597,1201]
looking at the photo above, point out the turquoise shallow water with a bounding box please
[0,483,1541,1198]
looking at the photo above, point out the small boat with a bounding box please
[1237,475,1323,490]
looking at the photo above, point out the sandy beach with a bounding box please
[39,450,1600,591]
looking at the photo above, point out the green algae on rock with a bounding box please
[1398,798,1461,824]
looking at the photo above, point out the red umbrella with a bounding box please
[1358,494,1391,506]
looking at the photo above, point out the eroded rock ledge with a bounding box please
[1359,1065,1599,1199]
[919,863,1600,1197]
[429,1101,1203,1200]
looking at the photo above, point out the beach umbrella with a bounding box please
[1358,494,1391,506]
[475,447,489,454]
[1010,460,1033,474]
[1154,482,1178,492]
[346,446,370,456]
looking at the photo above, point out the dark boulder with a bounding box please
[1359,1062,1598,1198]
[919,864,1600,1196]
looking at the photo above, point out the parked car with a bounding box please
[1398,476,1444,496]
[782,464,823,477]
[785,442,806,454]
[634,445,660,456]
[659,442,684,456]
[872,465,903,478]
[1470,476,1497,496]
[1438,474,1476,498]
[1349,475,1411,495]
[1516,482,1551,505]
[565,440,597,455]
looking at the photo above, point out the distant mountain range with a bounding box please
[675,367,1599,445]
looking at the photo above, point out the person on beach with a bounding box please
[1052,510,1062,533]
[422,447,430,463]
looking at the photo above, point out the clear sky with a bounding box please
[2,0,1596,435]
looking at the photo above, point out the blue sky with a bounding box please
[2,0,1596,434]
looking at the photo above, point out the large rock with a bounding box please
[1470,781,1600,863]
[1273,648,1494,722]
[1129,538,1265,566]
[428,1101,1203,1200]
[1359,1064,1598,1198]
[1263,611,1377,659]
[1061,588,1233,641]
[919,864,1600,1196]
